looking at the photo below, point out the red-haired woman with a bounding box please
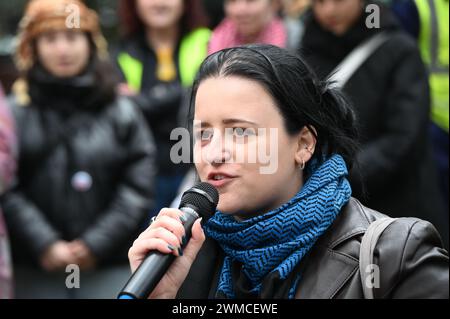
[116,0,211,218]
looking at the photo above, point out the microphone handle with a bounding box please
[118,206,199,299]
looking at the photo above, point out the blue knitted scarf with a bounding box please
[203,154,352,298]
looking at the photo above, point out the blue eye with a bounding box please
[232,127,256,137]
[202,130,213,140]
[196,129,213,141]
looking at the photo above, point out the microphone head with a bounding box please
[179,182,219,221]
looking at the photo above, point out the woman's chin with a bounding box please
[216,203,235,214]
[216,198,241,215]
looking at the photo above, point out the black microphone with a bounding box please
[118,182,219,299]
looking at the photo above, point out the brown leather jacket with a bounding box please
[177,198,449,299]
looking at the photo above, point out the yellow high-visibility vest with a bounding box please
[415,0,449,131]
[118,28,211,90]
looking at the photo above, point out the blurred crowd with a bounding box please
[0,0,448,299]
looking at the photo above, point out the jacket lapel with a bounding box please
[295,244,360,298]
[295,198,369,298]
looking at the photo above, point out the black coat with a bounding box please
[177,198,449,299]
[299,7,448,245]
[2,66,156,267]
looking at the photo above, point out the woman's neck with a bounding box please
[145,25,180,50]
[233,173,304,222]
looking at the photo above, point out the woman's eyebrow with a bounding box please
[222,118,258,125]
[193,121,211,129]
[193,119,258,129]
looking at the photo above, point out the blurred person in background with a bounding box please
[2,0,156,298]
[299,0,448,248]
[0,84,16,299]
[208,0,287,54]
[115,0,210,220]
[392,0,449,217]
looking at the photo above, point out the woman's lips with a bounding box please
[207,172,237,188]
[208,176,235,188]
[57,62,74,68]
[325,19,340,30]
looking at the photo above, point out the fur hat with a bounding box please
[15,0,108,71]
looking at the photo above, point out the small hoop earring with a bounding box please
[300,158,306,170]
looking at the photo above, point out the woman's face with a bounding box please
[36,30,90,78]
[194,76,312,218]
[225,0,276,39]
[312,0,363,35]
[136,0,184,30]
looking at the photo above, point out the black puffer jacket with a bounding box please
[299,4,448,246]
[1,64,156,267]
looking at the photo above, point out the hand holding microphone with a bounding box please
[119,182,219,299]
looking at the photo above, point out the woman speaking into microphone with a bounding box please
[128,44,449,299]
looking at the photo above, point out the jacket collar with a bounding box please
[320,197,375,249]
[295,198,381,298]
